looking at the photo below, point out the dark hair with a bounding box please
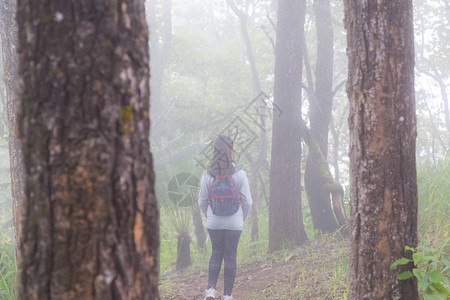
[207,135,235,177]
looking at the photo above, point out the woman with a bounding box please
[198,135,252,300]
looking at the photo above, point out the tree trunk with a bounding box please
[416,62,450,149]
[301,118,348,230]
[248,165,260,241]
[0,0,25,251]
[226,0,262,95]
[16,1,159,299]
[268,0,308,253]
[330,116,340,182]
[176,231,192,270]
[148,0,171,120]
[435,74,450,148]
[344,0,419,298]
[192,205,206,249]
[227,0,267,242]
[304,0,338,233]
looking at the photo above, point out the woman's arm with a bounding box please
[238,170,252,221]
[198,172,210,217]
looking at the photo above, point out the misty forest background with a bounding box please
[0,0,449,299]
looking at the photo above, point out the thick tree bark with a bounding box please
[0,0,25,250]
[304,0,338,233]
[268,0,308,253]
[344,0,419,298]
[17,1,159,299]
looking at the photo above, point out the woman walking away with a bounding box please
[198,135,252,300]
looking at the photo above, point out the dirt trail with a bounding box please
[160,234,349,300]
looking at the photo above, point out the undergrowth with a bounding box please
[0,158,447,299]
[0,231,16,299]
[160,157,449,298]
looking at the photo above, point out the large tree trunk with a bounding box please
[344,0,419,298]
[0,0,25,251]
[268,0,308,253]
[16,1,160,299]
[304,0,338,233]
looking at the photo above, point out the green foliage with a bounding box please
[0,233,16,300]
[390,245,450,299]
[160,141,450,297]
[417,155,450,249]
[0,143,15,299]
[390,158,450,299]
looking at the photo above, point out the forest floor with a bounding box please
[160,233,350,299]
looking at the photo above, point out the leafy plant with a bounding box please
[390,245,450,299]
[0,234,17,300]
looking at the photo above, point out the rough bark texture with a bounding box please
[268,0,307,253]
[16,1,159,299]
[304,0,338,233]
[344,0,419,298]
[0,0,25,249]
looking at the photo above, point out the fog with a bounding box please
[0,0,449,298]
[141,0,450,295]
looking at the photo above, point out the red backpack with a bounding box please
[208,167,242,216]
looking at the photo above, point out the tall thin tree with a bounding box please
[304,0,339,233]
[16,1,159,298]
[148,0,172,145]
[344,0,419,298]
[227,0,267,241]
[268,0,308,253]
[0,0,25,250]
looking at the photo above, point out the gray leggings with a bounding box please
[207,229,242,296]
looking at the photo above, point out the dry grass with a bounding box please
[160,233,349,299]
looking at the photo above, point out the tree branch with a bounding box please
[332,79,346,96]
[261,25,275,51]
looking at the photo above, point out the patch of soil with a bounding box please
[160,234,349,299]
